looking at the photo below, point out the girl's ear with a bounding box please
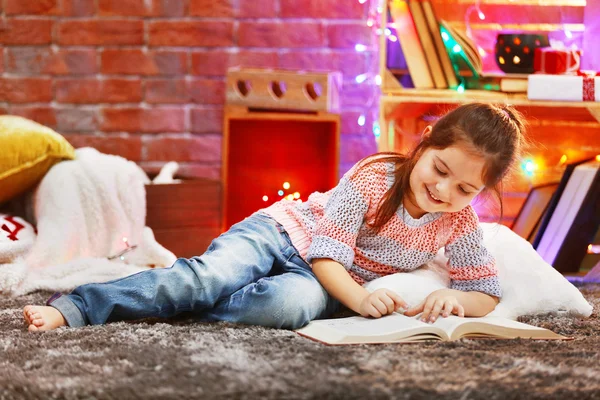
[422,125,433,139]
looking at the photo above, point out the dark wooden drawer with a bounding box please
[146,179,222,258]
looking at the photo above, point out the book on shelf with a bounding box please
[296,313,569,345]
[534,158,600,273]
[498,76,528,93]
[511,182,560,243]
[462,73,529,93]
[532,158,591,249]
[436,20,531,93]
[419,0,459,89]
[407,0,447,88]
[389,0,434,89]
[439,20,483,77]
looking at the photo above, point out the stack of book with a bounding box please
[389,0,528,93]
[390,0,456,89]
[511,158,600,273]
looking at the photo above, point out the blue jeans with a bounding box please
[49,213,340,330]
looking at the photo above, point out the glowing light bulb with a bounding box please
[498,56,505,65]
[525,161,535,172]
[286,194,294,201]
[355,44,367,52]
[122,237,128,243]
[384,28,391,36]
[388,35,397,42]
[453,44,461,53]
[293,192,300,199]
[283,182,290,190]
[278,190,284,196]
[355,74,368,83]
[367,19,374,27]
[565,28,573,39]
[262,195,269,202]
[559,154,568,165]
[478,10,485,20]
[358,115,366,126]
[375,74,382,86]
[596,154,600,162]
[522,160,536,176]
[513,55,521,64]
[457,84,465,93]
[372,121,381,138]
[441,32,449,41]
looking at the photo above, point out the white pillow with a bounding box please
[364,223,593,319]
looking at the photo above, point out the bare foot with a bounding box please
[23,305,66,332]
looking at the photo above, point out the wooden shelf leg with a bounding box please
[377,113,395,152]
[587,107,600,124]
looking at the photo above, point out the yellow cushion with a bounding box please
[0,115,75,204]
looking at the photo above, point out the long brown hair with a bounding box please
[363,103,526,230]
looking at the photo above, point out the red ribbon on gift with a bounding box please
[577,70,599,101]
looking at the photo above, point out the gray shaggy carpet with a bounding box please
[1,285,600,400]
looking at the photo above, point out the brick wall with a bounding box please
[0,0,379,179]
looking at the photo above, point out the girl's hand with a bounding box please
[404,289,465,323]
[359,289,408,318]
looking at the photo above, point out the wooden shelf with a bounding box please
[381,89,600,109]
[378,0,599,229]
[378,0,599,152]
[378,89,600,151]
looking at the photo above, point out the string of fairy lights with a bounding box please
[261,181,302,204]
[354,0,384,139]
[254,0,595,207]
[366,0,596,181]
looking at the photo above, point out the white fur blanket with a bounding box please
[0,148,176,296]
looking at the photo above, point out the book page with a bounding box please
[315,313,426,335]
[296,313,449,344]
[431,315,564,341]
[431,315,544,333]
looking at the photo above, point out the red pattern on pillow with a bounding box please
[0,214,36,243]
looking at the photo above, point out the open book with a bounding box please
[296,313,569,345]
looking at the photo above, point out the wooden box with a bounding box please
[146,179,221,258]
[222,106,340,230]
[226,67,341,113]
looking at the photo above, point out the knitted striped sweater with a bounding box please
[262,159,501,298]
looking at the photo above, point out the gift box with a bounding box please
[528,73,600,102]
[533,47,581,75]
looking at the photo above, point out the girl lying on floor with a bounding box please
[23,102,525,332]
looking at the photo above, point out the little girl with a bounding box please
[24,102,525,332]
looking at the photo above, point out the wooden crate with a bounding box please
[146,179,221,259]
[222,106,340,230]
[226,67,342,113]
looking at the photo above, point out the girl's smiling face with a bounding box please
[405,137,486,219]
